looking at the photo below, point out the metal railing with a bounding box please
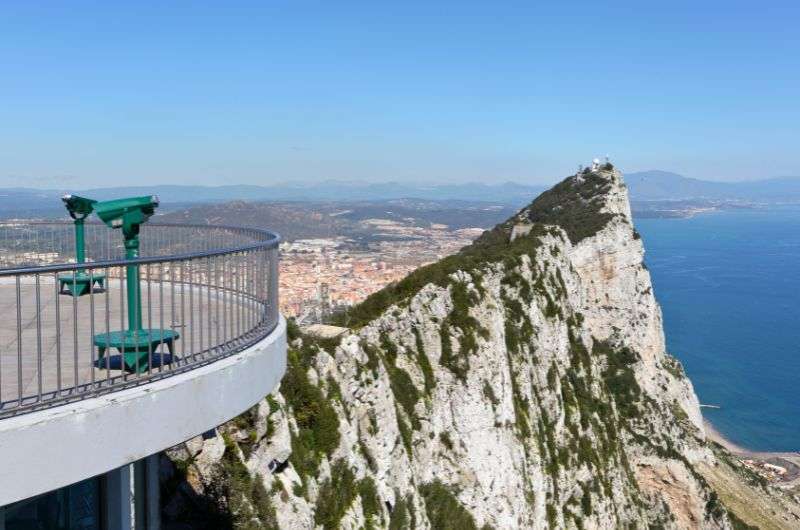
[0,222,280,418]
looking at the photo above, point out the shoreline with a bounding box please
[704,418,800,487]
[703,419,751,455]
[703,418,799,459]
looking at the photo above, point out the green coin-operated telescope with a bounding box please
[58,194,106,296]
[94,195,159,248]
[94,195,159,334]
[91,195,180,372]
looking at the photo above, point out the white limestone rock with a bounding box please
[165,167,735,529]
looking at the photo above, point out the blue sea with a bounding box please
[636,206,800,452]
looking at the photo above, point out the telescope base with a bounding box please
[94,329,180,373]
[58,272,106,297]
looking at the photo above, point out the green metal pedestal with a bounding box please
[57,272,106,297]
[94,329,180,373]
[60,195,100,297]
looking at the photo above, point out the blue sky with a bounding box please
[1,1,798,188]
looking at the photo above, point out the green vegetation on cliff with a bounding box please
[314,460,361,530]
[523,170,619,244]
[205,435,278,529]
[331,170,618,328]
[330,223,554,328]
[282,344,341,491]
[419,481,481,530]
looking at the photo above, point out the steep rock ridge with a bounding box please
[162,166,743,529]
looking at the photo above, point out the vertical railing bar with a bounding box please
[181,260,186,363]
[241,252,246,341]
[238,252,243,336]
[54,272,62,394]
[170,261,176,365]
[230,252,235,343]
[275,246,280,330]
[243,251,249,335]
[214,256,220,353]
[105,266,111,384]
[250,249,254,333]
[246,251,251,334]
[119,267,126,381]
[89,266,96,390]
[236,253,241,343]
[255,249,260,329]
[222,255,228,348]
[72,270,79,390]
[257,249,262,326]
[35,274,42,402]
[206,256,209,353]
[268,247,273,326]
[146,263,153,376]
[243,251,248,339]
[159,262,165,372]
[259,249,264,327]
[252,249,257,332]
[189,258,195,361]
[245,251,250,334]
[248,250,253,337]
[256,249,262,326]
[133,259,140,376]
[198,258,204,358]
[262,248,268,325]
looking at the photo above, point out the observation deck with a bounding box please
[0,222,287,515]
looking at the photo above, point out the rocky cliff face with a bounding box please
[161,167,743,529]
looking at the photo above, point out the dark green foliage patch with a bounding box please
[206,435,278,529]
[388,494,416,530]
[437,281,489,381]
[419,481,480,530]
[412,327,436,395]
[523,171,618,245]
[314,460,357,530]
[358,476,382,528]
[282,346,341,487]
[596,342,642,419]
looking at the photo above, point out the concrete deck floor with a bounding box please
[0,278,259,410]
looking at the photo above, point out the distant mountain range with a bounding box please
[0,181,543,210]
[624,170,800,202]
[2,171,799,218]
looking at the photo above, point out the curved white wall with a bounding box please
[0,317,287,507]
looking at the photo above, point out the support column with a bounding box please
[104,465,132,530]
[146,454,161,530]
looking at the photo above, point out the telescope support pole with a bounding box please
[75,217,86,264]
[125,239,143,332]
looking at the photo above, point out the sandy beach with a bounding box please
[704,419,751,455]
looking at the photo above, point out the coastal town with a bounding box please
[278,220,484,323]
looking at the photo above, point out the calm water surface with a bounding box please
[636,206,800,452]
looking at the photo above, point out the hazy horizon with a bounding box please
[4,169,800,192]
